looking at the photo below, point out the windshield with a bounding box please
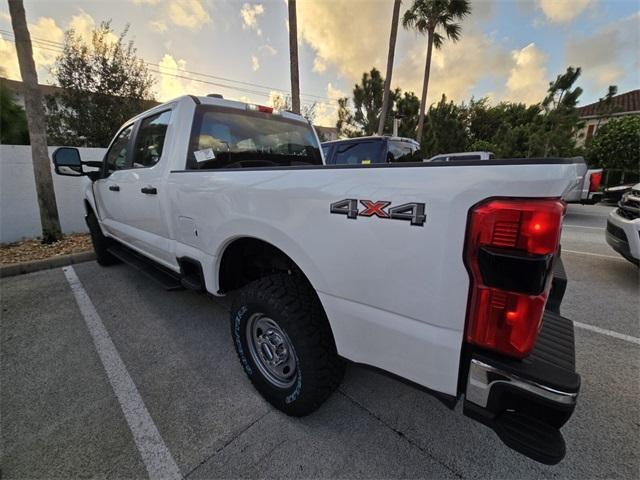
[187,106,322,169]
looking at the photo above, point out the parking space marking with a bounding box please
[574,321,640,346]
[563,225,604,230]
[561,249,626,261]
[62,266,182,480]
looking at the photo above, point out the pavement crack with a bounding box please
[338,389,464,479]
[184,409,272,479]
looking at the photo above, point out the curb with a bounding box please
[0,251,96,278]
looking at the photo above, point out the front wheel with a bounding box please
[86,211,119,266]
[230,274,344,416]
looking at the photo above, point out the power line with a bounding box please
[0,29,341,105]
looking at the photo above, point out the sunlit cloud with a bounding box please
[503,43,548,104]
[240,3,265,36]
[537,0,596,24]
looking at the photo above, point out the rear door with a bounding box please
[115,109,176,268]
[93,124,135,239]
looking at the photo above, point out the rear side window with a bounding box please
[104,124,134,174]
[334,142,380,165]
[132,110,172,168]
[387,141,416,162]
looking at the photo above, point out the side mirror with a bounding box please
[52,147,85,176]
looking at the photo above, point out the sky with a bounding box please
[1,0,638,126]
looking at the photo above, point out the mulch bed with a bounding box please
[0,233,92,265]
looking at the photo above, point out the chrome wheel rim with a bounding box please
[246,313,298,388]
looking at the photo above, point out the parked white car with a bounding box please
[52,95,581,464]
[606,183,640,264]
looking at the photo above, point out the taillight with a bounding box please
[464,198,564,358]
[589,171,602,192]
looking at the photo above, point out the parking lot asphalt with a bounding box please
[1,204,638,479]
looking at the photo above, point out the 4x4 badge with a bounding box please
[330,199,426,227]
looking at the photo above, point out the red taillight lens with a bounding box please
[589,171,602,192]
[464,198,564,358]
[257,105,273,113]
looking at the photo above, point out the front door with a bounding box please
[93,123,135,239]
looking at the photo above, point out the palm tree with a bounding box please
[288,0,300,115]
[377,0,402,136]
[402,0,470,143]
[8,0,62,243]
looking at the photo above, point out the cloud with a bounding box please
[131,0,161,5]
[167,0,211,31]
[258,44,277,56]
[537,0,595,24]
[0,34,20,79]
[297,1,514,107]
[149,20,168,33]
[395,25,512,106]
[565,12,640,89]
[0,12,11,22]
[312,82,347,127]
[155,53,208,100]
[503,43,548,104]
[240,3,265,35]
[312,57,326,73]
[297,1,387,81]
[0,15,66,81]
[28,17,64,66]
[251,55,260,71]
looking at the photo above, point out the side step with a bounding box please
[107,244,183,291]
[494,412,566,465]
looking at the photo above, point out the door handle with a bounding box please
[141,186,157,195]
[109,185,120,192]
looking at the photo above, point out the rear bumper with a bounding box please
[463,311,580,464]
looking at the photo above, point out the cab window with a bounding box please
[132,110,172,168]
[104,124,134,174]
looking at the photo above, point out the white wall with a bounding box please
[0,145,106,243]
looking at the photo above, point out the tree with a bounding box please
[394,91,420,138]
[8,0,62,243]
[594,85,619,131]
[269,92,317,123]
[336,68,396,137]
[528,66,583,157]
[377,0,402,136]
[0,82,29,145]
[46,22,155,147]
[288,0,301,115]
[421,94,468,156]
[402,0,471,143]
[587,116,639,172]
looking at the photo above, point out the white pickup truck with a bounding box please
[53,95,581,465]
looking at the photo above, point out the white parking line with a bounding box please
[62,266,182,480]
[574,321,640,346]
[561,249,626,261]
[563,225,604,230]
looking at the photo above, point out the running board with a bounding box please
[107,244,183,291]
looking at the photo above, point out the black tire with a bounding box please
[86,211,119,266]
[230,273,345,416]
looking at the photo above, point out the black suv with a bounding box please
[321,136,420,165]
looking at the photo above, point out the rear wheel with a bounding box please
[230,274,344,416]
[86,211,119,266]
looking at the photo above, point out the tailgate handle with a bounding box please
[141,186,157,195]
[109,185,120,192]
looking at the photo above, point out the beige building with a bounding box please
[575,89,640,146]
